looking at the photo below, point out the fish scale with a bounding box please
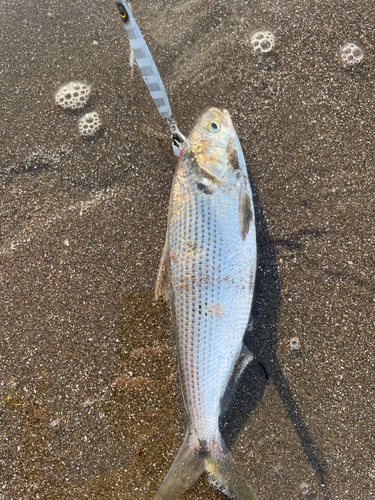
[155,108,258,500]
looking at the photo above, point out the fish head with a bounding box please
[187,108,245,182]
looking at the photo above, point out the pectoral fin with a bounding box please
[155,235,171,300]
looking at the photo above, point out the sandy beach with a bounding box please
[0,0,374,498]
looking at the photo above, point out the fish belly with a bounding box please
[169,169,255,444]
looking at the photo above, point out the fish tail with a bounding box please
[205,434,258,500]
[154,431,205,500]
[154,431,258,500]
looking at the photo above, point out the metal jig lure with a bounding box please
[115,1,202,155]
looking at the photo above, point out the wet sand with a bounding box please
[1,0,374,498]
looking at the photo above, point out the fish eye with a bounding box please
[208,122,220,133]
[117,3,128,20]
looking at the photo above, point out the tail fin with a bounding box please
[205,435,258,500]
[154,431,258,500]
[154,432,205,500]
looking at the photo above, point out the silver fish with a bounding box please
[155,108,258,500]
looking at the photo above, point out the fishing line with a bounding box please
[115,1,202,156]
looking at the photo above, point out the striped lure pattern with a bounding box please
[155,109,258,500]
[115,1,172,118]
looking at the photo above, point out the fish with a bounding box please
[155,108,258,500]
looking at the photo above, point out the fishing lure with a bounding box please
[126,2,135,79]
[115,1,171,118]
[115,1,202,155]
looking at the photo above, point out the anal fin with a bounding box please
[221,344,254,413]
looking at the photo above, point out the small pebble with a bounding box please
[83,398,96,408]
[300,482,309,496]
[290,337,301,351]
[50,419,61,431]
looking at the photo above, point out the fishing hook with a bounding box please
[167,118,203,148]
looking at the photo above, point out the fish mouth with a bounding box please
[206,108,233,127]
